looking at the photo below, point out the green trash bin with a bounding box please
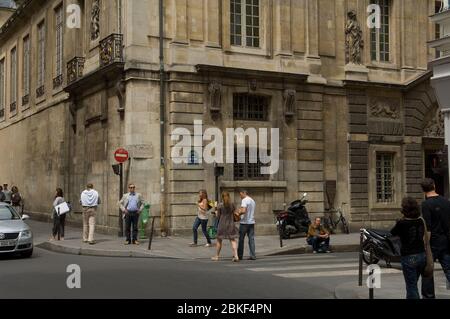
[139,203,151,239]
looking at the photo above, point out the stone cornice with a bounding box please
[0,0,33,41]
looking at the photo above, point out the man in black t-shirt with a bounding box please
[420,178,450,298]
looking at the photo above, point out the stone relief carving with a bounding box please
[249,79,257,91]
[208,81,222,112]
[424,109,444,138]
[91,0,100,41]
[369,97,400,119]
[345,10,364,64]
[283,89,296,120]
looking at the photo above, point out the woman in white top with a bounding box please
[51,188,66,241]
[189,190,212,247]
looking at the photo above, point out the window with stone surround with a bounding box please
[22,35,30,105]
[376,152,394,203]
[37,20,46,96]
[233,93,269,121]
[0,58,4,119]
[370,0,390,62]
[234,147,269,181]
[230,0,260,48]
[54,4,64,88]
[10,47,17,113]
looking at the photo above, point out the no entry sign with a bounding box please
[114,148,129,163]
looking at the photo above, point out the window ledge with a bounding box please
[221,180,287,189]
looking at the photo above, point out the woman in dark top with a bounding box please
[211,191,239,262]
[391,197,426,299]
[51,188,66,241]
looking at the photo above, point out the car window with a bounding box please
[0,207,21,220]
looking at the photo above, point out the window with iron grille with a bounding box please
[0,59,4,118]
[370,0,390,62]
[230,0,260,48]
[23,35,30,100]
[37,21,46,90]
[55,5,64,81]
[233,93,269,121]
[234,148,269,180]
[10,47,17,113]
[376,153,394,203]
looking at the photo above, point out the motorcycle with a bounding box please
[361,228,401,267]
[276,193,311,239]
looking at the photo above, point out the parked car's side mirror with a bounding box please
[21,214,30,221]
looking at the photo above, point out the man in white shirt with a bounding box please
[237,189,256,260]
[80,183,101,245]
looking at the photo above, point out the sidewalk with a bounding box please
[335,276,450,299]
[30,220,360,259]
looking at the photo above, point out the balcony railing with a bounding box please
[99,33,124,67]
[36,85,45,98]
[10,102,16,113]
[67,57,86,85]
[22,94,29,106]
[0,108,4,118]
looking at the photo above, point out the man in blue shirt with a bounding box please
[119,184,145,245]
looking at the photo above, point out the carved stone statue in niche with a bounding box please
[208,81,222,113]
[283,89,296,120]
[345,10,364,64]
[424,109,445,138]
[91,0,100,41]
[369,97,400,119]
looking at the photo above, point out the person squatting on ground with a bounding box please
[211,191,240,262]
[307,217,331,253]
[80,183,101,245]
[391,197,429,299]
[237,189,256,261]
[51,188,66,241]
[420,178,450,298]
[119,183,145,245]
[190,189,212,247]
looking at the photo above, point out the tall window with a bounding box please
[230,0,260,48]
[10,47,17,113]
[376,153,394,203]
[0,59,4,118]
[54,5,64,88]
[370,0,390,62]
[37,21,46,96]
[233,93,269,121]
[22,35,30,105]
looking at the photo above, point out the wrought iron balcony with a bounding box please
[99,33,124,67]
[67,57,86,85]
[22,94,29,106]
[0,108,4,118]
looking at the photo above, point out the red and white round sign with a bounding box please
[114,148,129,163]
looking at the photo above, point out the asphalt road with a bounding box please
[0,249,398,299]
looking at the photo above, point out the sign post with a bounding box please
[113,148,129,237]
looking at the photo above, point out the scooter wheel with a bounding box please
[362,247,380,265]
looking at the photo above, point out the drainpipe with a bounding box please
[159,0,167,236]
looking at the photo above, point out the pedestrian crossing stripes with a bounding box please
[247,262,360,272]
[275,268,401,279]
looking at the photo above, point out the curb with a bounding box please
[37,241,360,259]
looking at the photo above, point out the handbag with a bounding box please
[420,217,434,278]
[233,210,241,222]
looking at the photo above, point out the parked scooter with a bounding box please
[361,228,401,267]
[276,193,311,239]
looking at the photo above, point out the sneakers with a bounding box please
[205,244,212,247]
[124,241,131,245]
[133,240,140,245]
[189,243,198,247]
[211,256,219,261]
[313,250,318,254]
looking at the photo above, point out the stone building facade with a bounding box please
[0,0,446,235]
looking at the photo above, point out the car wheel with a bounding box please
[21,249,33,258]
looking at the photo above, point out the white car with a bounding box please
[0,203,33,258]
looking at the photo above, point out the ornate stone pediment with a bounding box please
[369,97,400,119]
[424,109,444,138]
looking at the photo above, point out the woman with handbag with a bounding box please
[211,191,240,262]
[391,197,433,299]
[189,190,212,247]
[50,188,66,241]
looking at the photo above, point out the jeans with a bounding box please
[193,217,211,245]
[82,207,96,242]
[421,251,450,299]
[400,253,426,299]
[52,213,66,239]
[238,224,256,259]
[307,236,330,252]
[125,211,139,242]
